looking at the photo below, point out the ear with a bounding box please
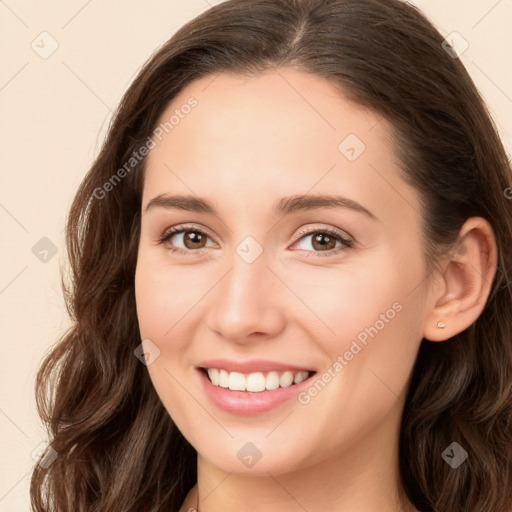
[422,217,498,342]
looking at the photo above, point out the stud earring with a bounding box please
[437,321,446,328]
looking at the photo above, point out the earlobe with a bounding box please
[422,217,498,342]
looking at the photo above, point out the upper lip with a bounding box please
[197,358,316,374]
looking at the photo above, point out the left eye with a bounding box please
[291,227,353,257]
[157,225,353,256]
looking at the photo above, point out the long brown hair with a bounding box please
[30,0,512,510]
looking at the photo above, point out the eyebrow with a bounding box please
[144,193,377,220]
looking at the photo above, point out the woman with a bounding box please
[30,0,512,511]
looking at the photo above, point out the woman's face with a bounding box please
[135,68,432,475]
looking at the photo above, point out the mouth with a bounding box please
[198,367,317,393]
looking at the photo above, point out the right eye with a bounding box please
[157,225,218,255]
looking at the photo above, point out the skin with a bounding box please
[134,68,497,512]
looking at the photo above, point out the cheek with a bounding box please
[286,255,407,345]
[135,259,202,439]
[134,253,212,385]
[300,247,424,390]
[135,273,170,338]
[134,252,204,338]
[322,252,424,405]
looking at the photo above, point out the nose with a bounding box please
[206,246,286,344]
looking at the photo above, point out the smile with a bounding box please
[196,363,318,415]
[202,368,314,392]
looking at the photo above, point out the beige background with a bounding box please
[1,0,511,510]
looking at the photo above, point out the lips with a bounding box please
[196,360,316,416]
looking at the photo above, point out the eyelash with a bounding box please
[157,224,354,257]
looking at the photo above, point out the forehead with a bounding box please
[142,69,418,227]
[148,68,385,168]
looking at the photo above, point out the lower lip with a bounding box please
[196,368,316,415]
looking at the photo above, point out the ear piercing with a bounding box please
[437,321,446,328]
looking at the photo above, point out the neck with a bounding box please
[186,409,416,512]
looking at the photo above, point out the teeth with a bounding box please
[293,371,308,384]
[206,368,311,392]
[229,372,246,391]
[279,371,294,387]
[218,369,229,388]
[209,368,220,386]
[246,372,266,392]
[265,371,280,390]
